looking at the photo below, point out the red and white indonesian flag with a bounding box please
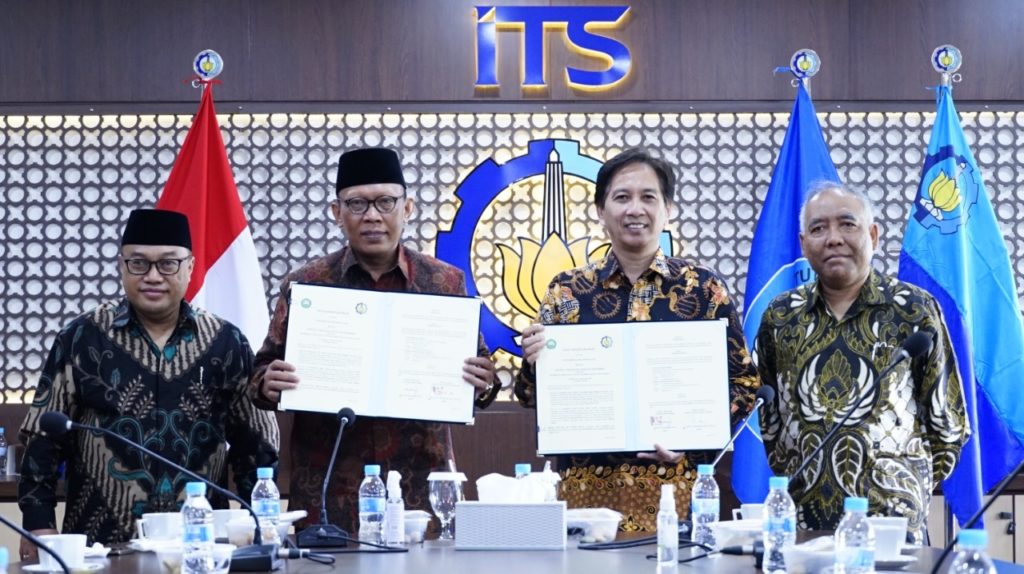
[156,81,269,350]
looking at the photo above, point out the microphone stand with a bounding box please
[711,396,767,468]
[67,420,281,572]
[297,408,354,548]
[0,512,71,573]
[928,456,1024,574]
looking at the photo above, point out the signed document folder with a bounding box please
[535,320,731,455]
[280,283,481,424]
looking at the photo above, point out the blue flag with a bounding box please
[737,83,840,503]
[897,86,1024,527]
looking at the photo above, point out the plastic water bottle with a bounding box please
[0,427,8,476]
[358,464,386,544]
[762,476,796,574]
[833,497,875,573]
[0,546,8,574]
[251,467,281,545]
[384,471,406,546]
[515,463,531,479]
[657,484,678,565]
[949,529,997,573]
[182,481,215,574]
[691,464,719,550]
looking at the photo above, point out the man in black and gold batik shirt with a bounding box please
[756,183,968,543]
[18,209,279,555]
[516,149,760,532]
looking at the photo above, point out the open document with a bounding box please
[534,320,730,455]
[280,283,481,424]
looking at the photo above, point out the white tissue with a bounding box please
[476,472,552,503]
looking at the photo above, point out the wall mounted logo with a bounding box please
[474,5,632,90]
[436,139,609,356]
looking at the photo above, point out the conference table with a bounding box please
[11,539,1024,573]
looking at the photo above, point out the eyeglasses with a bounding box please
[340,194,405,215]
[122,257,191,276]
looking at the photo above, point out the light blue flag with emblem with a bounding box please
[737,83,840,503]
[898,85,1024,527]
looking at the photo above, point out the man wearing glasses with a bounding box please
[17,209,279,555]
[252,147,499,535]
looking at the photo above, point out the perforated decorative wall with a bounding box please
[3,110,1024,402]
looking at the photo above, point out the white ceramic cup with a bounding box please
[39,533,87,569]
[137,512,184,541]
[731,503,765,521]
[867,516,908,560]
[213,509,249,539]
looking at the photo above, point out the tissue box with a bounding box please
[455,501,566,550]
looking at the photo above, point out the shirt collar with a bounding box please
[339,244,411,281]
[597,248,671,285]
[112,298,197,330]
[808,268,889,314]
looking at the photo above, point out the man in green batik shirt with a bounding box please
[755,182,969,544]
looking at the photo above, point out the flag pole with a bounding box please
[930,43,963,547]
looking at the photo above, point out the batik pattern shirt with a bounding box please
[755,270,969,543]
[252,245,498,533]
[515,250,760,531]
[19,299,280,544]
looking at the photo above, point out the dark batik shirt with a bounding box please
[755,270,969,543]
[515,250,760,531]
[252,245,498,533]
[19,299,280,544]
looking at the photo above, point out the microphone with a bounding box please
[297,407,357,548]
[39,411,282,572]
[711,385,776,468]
[789,331,935,488]
[928,456,1024,574]
[885,330,934,369]
[0,512,71,573]
[720,540,765,555]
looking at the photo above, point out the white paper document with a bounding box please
[280,283,481,424]
[534,320,731,455]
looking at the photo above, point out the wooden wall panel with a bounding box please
[2,0,1023,105]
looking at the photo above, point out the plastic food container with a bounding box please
[405,510,433,543]
[565,508,622,543]
[155,543,234,574]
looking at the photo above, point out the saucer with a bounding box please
[876,555,918,570]
[24,563,104,573]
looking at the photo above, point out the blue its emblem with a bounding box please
[913,145,979,234]
[790,49,821,79]
[193,49,224,80]
[931,45,962,74]
[436,140,607,356]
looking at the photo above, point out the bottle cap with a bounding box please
[386,470,403,497]
[185,481,207,496]
[0,426,5,434]
[364,464,381,476]
[768,476,789,490]
[257,467,273,480]
[697,464,714,476]
[843,497,868,512]
[515,463,532,476]
[958,528,988,548]
[660,483,675,509]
